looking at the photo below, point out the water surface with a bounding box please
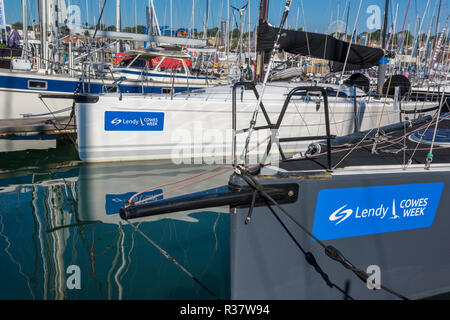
[0,144,230,300]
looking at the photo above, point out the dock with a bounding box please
[0,116,76,138]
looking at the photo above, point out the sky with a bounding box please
[3,0,449,35]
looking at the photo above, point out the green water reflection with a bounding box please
[0,146,230,300]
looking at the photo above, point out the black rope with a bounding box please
[264,199,355,300]
[236,166,409,300]
[123,219,219,300]
[37,97,76,131]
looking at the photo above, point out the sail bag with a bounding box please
[257,22,386,72]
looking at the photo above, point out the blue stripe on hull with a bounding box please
[0,74,201,94]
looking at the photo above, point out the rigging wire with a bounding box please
[424,69,449,169]
[329,0,363,137]
[240,0,293,162]
[282,114,450,168]
[234,167,410,300]
[128,134,271,205]
[132,167,235,206]
[371,73,394,154]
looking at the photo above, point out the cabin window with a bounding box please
[130,59,150,69]
[162,88,174,94]
[158,66,186,75]
[176,67,186,74]
[118,58,133,68]
[321,87,349,98]
[28,80,48,90]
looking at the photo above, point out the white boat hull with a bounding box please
[76,83,440,163]
[0,70,217,121]
[0,88,74,120]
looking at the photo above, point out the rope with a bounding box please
[128,163,228,203]
[128,135,272,206]
[332,128,376,170]
[124,219,218,299]
[133,167,235,205]
[235,167,409,300]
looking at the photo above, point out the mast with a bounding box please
[42,0,48,72]
[434,0,443,46]
[191,0,195,38]
[226,0,230,58]
[430,0,443,72]
[116,0,121,52]
[147,0,161,36]
[248,0,251,69]
[204,0,209,39]
[47,0,58,74]
[38,0,43,69]
[377,0,389,95]
[256,0,269,82]
[116,0,121,31]
[134,0,137,34]
[239,5,244,67]
[85,0,88,26]
[344,1,350,41]
[22,0,29,59]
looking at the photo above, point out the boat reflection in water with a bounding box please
[0,157,229,300]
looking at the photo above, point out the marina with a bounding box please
[0,0,450,303]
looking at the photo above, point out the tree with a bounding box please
[122,25,147,34]
[207,27,219,38]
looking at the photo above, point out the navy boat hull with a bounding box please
[230,166,450,300]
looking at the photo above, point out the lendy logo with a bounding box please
[313,183,444,241]
[105,111,164,132]
[329,205,353,225]
[111,118,122,126]
[329,197,431,226]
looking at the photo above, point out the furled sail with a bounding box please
[257,22,388,72]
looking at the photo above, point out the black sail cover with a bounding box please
[257,22,385,72]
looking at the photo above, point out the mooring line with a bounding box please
[123,219,218,299]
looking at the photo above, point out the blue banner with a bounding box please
[312,183,444,241]
[105,111,165,131]
[220,21,227,46]
[379,57,388,64]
